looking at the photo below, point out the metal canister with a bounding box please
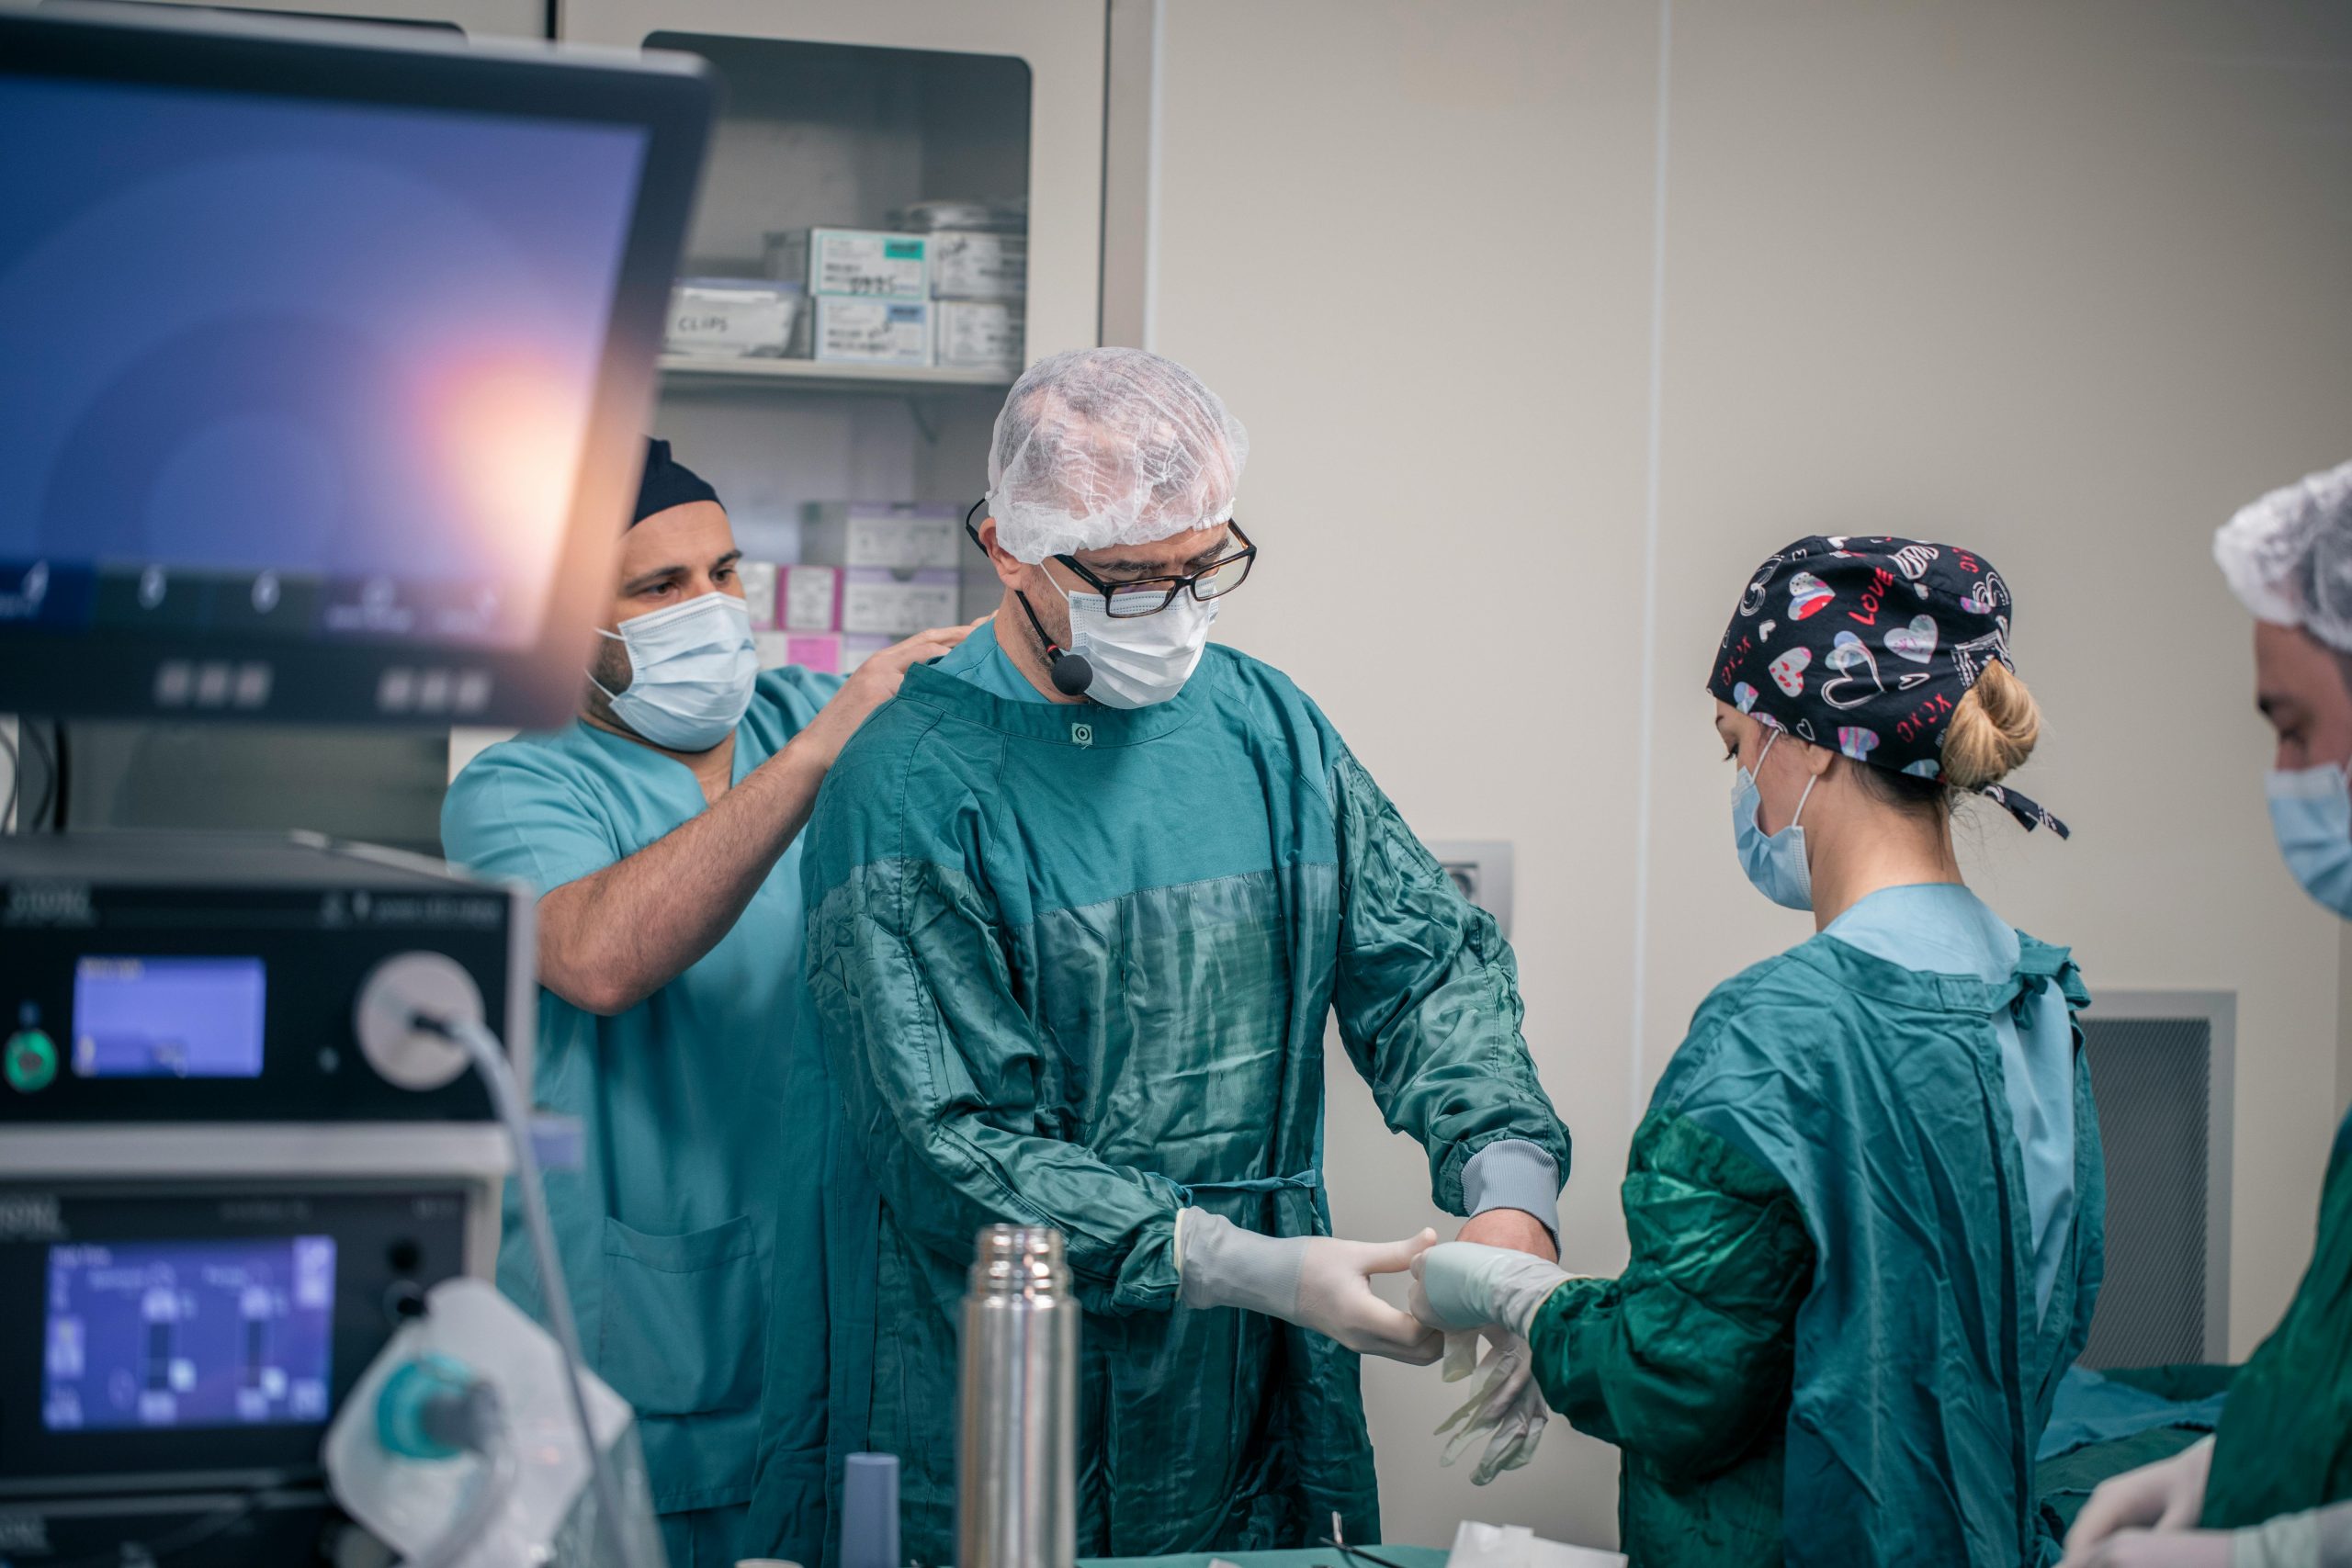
[956,1224,1078,1568]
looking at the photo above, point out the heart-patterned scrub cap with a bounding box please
[1705,535,2067,837]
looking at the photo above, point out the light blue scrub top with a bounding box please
[439,667,842,1529]
[1823,881,2076,1320]
[926,615,1564,1235]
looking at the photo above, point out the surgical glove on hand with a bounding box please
[2060,1438,2215,1562]
[1410,1241,1574,1337]
[1177,1209,1442,1364]
[1434,1330,1548,1485]
[2052,1532,2231,1568]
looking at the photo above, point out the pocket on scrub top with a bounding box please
[597,1213,766,1417]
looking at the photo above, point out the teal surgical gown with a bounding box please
[440,667,842,1568]
[1527,883,2104,1567]
[799,647,1570,1564]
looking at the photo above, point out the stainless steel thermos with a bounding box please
[957,1224,1079,1568]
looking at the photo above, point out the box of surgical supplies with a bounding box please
[840,568,958,636]
[930,231,1027,300]
[799,502,964,571]
[664,279,802,357]
[780,565,840,632]
[934,300,1023,374]
[737,559,780,630]
[766,631,892,675]
[766,228,928,299]
[807,297,932,366]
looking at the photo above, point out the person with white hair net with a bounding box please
[791,349,1570,1561]
[2059,457,2352,1568]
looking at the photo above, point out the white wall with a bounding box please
[1140,0,2352,1551]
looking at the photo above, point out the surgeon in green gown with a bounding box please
[2060,460,2352,1568]
[1412,536,2103,1567]
[441,441,967,1568]
[800,348,1571,1564]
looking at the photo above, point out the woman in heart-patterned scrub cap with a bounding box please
[1408,536,2098,1567]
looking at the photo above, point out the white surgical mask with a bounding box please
[1731,728,1818,911]
[1065,585,1218,709]
[590,592,758,752]
[2267,759,2352,919]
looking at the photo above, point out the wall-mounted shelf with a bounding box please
[657,355,1016,395]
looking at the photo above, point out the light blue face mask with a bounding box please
[589,591,759,753]
[2267,760,2352,919]
[1732,728,1818,911]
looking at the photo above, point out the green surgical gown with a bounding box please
[1527,920,2104,1567]
[439,668,842,1568]
[799,649,1569,1565]
[2201,1104,2352,1526]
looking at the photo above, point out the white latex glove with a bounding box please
[1409,1241,1575,1338]
[1434,1329,1548,1485]
[1177,1209,1442,1364]
[2061,1438,2215,1564]
[2054,1532,2231,1568]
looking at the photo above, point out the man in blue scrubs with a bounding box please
[441,440,967,1568]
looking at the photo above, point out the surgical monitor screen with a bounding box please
[0,9,708,725]
[0,77,645,651]
[72,957,268,1079]
[42,1236,337,1432]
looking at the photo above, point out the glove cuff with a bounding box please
[1176,1209,1305,1320]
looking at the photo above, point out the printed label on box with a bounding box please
[783,565,842,631]
[935,300,1024,371]
[737,561,780,631]
[793,230,928,299]
[666,286,799,356]
[804,512,959,573]
[841,569,959,635]
[813,298,932,366]
[931,232,1028,300]
[784,633,843,674]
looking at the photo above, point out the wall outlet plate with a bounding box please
[1427,840,1513,939]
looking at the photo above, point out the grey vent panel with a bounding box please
[2075,993,2233,1368]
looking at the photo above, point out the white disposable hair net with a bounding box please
[2214,457,2352,652]
[985,347,1250,563]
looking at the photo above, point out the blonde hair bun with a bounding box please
[1939,660,2040,791]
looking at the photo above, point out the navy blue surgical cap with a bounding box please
[632,437,721,526]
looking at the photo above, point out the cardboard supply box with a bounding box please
[664,280,801,357]
[799,503,964,571]
[930,231,1027,300]
[935,300,1023,374]
[808,297,932,367]
[842,568,959,636]
[780,565,840,632]
[761,631,893,675]
[767,228,928,299]
[738,560,780,631]
[784,564,960,636]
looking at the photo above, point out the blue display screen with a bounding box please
[0,73,650,649]
[43,1235,337,1431]
[72,957,266,1078]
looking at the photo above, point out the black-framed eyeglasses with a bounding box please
[1055,520,1256,617]
[965,498,1257,618]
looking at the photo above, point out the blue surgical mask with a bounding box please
[1732,728,1818,911]
[2267,760,2352,919]
[590,592,758,752]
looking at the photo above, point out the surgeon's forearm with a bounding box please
[536,738,830,1014]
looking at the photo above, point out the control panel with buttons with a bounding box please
[0,832,530,1124]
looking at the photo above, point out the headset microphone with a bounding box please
[969,498,1097,699]
[1014,589,1094,696]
